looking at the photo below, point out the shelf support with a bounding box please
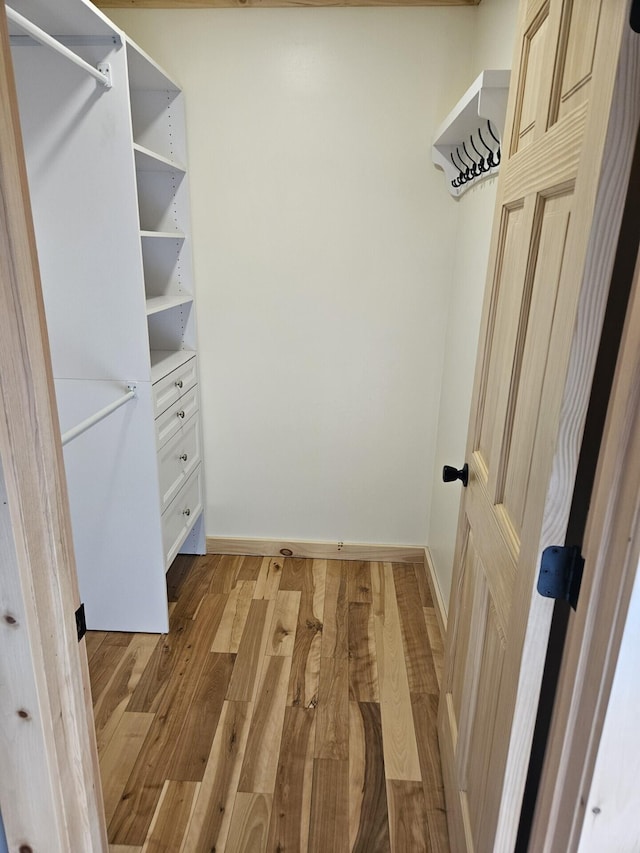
[6,6,113,88]
[61,386,136,447]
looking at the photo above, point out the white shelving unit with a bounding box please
[432,69,511,198]
[9,0,206,633]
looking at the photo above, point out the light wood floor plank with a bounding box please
[371,562,422,782]
[209,554,243,594]
[279,556,308,591]
[236,554,263,581]
[109,595,228,845]
[348,601,379,703]
[100,712,154,824]
[141,780,199,853]
[168,652,235,781]
[387,779,430,853]
[394,564,439,695]
[348,560,373,603]
[424,607,444,691]
[267,706,316,852]
[322,559,349,659]
[94,634,160,754]
[309,759,349,853]
[238,655,292,794]
[126,618,190,715]
[226,598,275,702]
[411,693,447,813]
[315,655,349,760]
[170,554,220,620]
[253,556,284,600]
[86,630,108,662]
[426,808,452,853]
[211,580,255,653]
[266,589,301,656]
[287,560,326,708]
[89,633,132,705]
[226,792,272,853]
[349,701,391,853]
[181,700,252,853]
[109,846,142,853]
[414,559,434,608]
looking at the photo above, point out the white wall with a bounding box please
[110,7,475,546]
[577,559,640,852]
[426,0,518,609]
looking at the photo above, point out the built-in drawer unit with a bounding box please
[155,384,199,448]
[152,355,198,418]
[162,466,203,568]
[158,415,201,510]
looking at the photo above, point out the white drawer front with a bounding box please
[162,466,203,569]
[152,356,198,417]
[155,385,199,449]
[158,416,201,511]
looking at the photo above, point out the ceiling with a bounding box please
[95,0,479,8]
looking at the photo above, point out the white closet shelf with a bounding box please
[432,69,510,198]
[126,36,180,92]
[146,294,194,316]
[140,229,185,240]
[134,143,186,174]
[150,349,196,383]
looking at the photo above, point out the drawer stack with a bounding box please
[153,355,204,568]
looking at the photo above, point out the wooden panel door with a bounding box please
[439,1,640,850]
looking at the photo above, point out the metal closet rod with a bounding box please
[6,6,112,88]
[61,386,136,447]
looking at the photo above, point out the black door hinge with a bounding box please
[537,545,584,610]
[75,603,87,642]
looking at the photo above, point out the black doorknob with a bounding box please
[442,463,469,487]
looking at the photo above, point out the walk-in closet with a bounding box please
[2,0,640,850]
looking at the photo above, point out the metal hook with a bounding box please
[451,149,468,184]
[456,147,473,182]
[487,120,501,145]
[470,132,489,174]
[487,121,501,165]
[463,141,482,178]
[478,125,498,168]
[449,153,462,187]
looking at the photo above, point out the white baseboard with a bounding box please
[424,547,448,638]
[206,536,424,564]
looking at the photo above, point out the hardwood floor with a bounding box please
[87,554,449,852]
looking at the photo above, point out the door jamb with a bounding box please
[0,6,107,850]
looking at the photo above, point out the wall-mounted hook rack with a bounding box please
[432,70,510,198]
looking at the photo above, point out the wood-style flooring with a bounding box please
[86,554,449,852]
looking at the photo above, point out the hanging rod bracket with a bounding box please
[6,6,114,89]
[97,62,112,89]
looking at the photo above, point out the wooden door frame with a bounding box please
[528,181,640,850]
[0,7,107,851]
